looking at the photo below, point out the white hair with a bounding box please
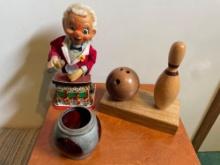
[64,3,97,29]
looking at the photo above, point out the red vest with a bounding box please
[48,36,97,74]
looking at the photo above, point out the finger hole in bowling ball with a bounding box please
[126,70,130,74]
[120,68,124,71]
[115,79,120,85]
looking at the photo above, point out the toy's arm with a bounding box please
[48,46,64,70]
[68,46,97,81]
[68,69,84,81]
[83,46,97,74]
[47,36,66,71]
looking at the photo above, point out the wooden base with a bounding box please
[100,89,180,134]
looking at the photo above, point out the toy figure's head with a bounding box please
[63,4,97,46]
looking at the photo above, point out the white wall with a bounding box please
[0,0,220,149]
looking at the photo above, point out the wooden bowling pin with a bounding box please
[154,42,186,109]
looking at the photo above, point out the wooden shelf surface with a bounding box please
[28,83,199,165]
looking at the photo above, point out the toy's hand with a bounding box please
[48,56,65,70]
[67,69,83,81]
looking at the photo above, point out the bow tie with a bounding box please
[70,45,82,51]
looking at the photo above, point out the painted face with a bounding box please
[63,13,96,45]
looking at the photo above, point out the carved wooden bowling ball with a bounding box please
[106,67,140,101]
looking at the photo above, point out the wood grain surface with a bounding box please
[100,89,179,134]
[28,84,200,165]
[154,42,186,109]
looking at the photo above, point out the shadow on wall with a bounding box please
[0,27,59,128]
